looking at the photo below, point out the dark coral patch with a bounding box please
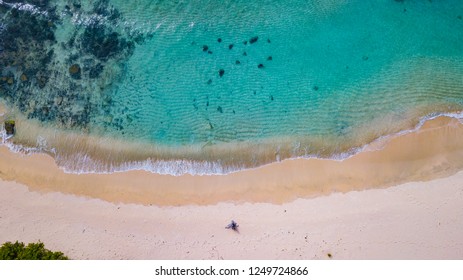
[0,0,145,132]
[89,64,104,79]
[249,36,258,44]
[81,26,134,61]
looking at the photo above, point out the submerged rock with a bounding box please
[89,63,104,79]
[36,71,48,88]
[219,69,225,77]
[69,64,81,79]
[55,96,63,106]
[258,63,264,69]
[229,44,234,50]
[0,0,142,133]
[81,25,134,62]
[249,36,258,44]
[4,120,15,135]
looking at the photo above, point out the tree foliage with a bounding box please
[0,241,68,260]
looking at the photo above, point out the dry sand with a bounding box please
[1,172,462,259]
[1,115,463,259]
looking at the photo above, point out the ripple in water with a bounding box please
[1,0,463,174]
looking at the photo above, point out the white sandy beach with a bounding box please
[1,0,463,262]
[1,115,463,259]
[1,172,463,259]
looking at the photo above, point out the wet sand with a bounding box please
[1,116,463,206]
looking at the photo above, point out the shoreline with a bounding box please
[1,115,463,205]
[2,99,462,176]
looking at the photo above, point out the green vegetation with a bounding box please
[4,119,15,126]
[0,241,68,260]
[4,119,15,135]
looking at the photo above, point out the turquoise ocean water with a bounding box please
[1,0,463,174]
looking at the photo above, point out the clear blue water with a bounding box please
[1,0,463,174]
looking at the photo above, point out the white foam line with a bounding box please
[56,156,234,176]
[0,0,49,17]
[1,111,463,176]
[297,111,463,162]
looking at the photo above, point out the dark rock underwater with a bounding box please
[0,0,145,131]
[0,0,272,136]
